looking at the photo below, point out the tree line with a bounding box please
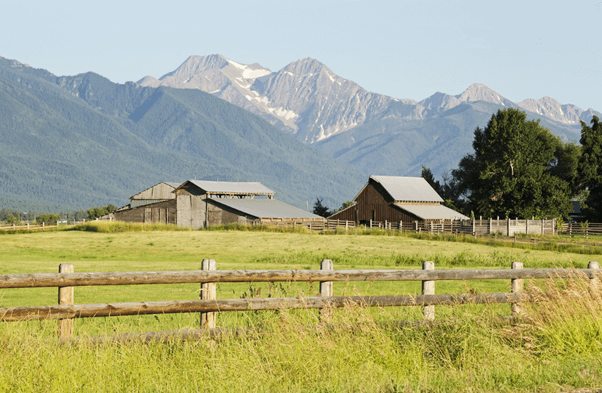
[421,108,601,221]
[0,204,117,225]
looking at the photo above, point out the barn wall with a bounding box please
[354,183,416,224]
[131,183,177,200]
[206,200,253,226]
[113,200,176,224]
[176,184,206,229]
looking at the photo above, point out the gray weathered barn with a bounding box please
[114,180,323,228]
[329,175,468,224]
[113,182,181,224]
[174,180,322,229]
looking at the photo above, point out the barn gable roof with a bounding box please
[358,176,444,203]
[178,180,275,196]
[211,199,322,219]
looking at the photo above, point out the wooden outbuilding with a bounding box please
[174,180,322,229]
[113,182,181,224]
[329,175,468,224]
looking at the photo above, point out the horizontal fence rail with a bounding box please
[0,293,536,322]
[0,268,600,289]
[0,260,599,340]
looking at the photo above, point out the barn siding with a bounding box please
[206,200,253,226]
[176,184,206,229]
[113,200,176,224]
[354,183,416,223]
[330,183,421,224]
[131,183,177,200]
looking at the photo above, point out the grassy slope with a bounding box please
[0,229,601,391]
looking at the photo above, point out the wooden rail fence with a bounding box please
[0,260,600,340]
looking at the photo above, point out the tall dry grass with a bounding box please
[1,274,602,391]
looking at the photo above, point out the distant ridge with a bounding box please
[0,56,365,211]
[139,55,600,177]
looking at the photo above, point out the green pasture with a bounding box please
[1,225,601,391]
[0,226,599,335]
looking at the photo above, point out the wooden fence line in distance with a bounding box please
[0,261,599,340]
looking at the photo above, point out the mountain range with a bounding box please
[0,53,599,212]
[0,56,364,211]
[139,55,601,176]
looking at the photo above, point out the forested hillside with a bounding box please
[0,57,365,211]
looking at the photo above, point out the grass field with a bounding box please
[0,224,601,391]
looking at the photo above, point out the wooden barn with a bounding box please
[329,175,468,224]
[174,180,322,229]
[113,182,181,224]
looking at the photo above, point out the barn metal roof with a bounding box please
[370,176,444,202]
[182,180,275,195]
[210,198,323,219]
[394,203,469,220]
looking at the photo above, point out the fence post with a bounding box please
[345,220,348,231]
[369,219,372,229]
[472,219,476,236]
[507,218,510,237]
[541,219,545,236]
[320,259,334,322]
[58,264,74,339]
[27,222,30,230]
[422,261,435,321]
[511,262,524,317]
[588,261,600,294]
[42,222,45,231]
[430,221,433,234]
[200,259,217,329]
[399,221,402,232]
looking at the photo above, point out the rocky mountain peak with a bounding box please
[456,83,509,105]
[161,54,230,80]
[136,75,160,87]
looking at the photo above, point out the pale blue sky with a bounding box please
[2,0,600,111]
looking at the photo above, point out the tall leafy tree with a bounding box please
[577,116,602,221]
[451,108,576,219]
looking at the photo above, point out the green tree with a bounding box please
[5,214,21,225]
[421,166,465,213]
[36,213,60,225]
[312,198,331,218]
[451,108,575,219]
[577,115,602,221]
[86,204,116,220]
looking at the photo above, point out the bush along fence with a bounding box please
[0,260,600,340]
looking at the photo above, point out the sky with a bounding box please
[1,0,601,111]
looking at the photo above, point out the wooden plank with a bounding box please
[58,264,74,339]
[422,261,435,321]
[320,259,334,322]
[0,293,539,322]
[200,259,216,329]
[511,262,523,316]
[0,268,597,288]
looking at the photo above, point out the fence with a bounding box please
[265,218,559,236]
[0,221,88,231]
[560,222,602,237]
[0,260,599,340]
